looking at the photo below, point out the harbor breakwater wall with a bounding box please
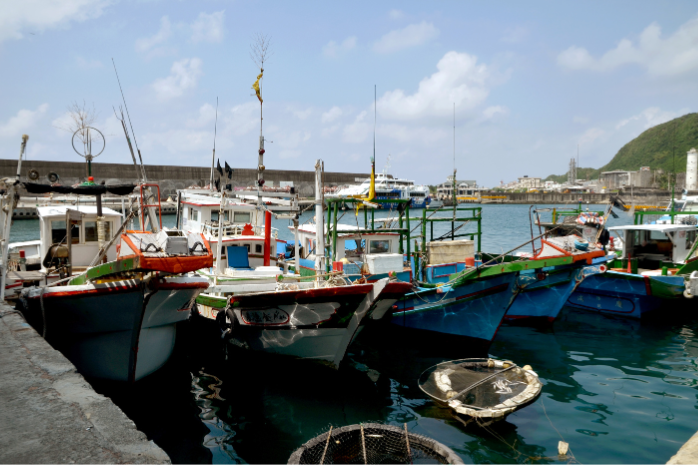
[474,191,672,205]
[0,160,369,199]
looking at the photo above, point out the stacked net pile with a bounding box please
[288,423,462,464]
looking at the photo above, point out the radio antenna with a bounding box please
[210,97,219,191]
[112,58,145,173]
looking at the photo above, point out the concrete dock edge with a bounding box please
[0,303,170,463]
[668,430,698,464]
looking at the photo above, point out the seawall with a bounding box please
[0,303,170,463]
[0,159,370,199]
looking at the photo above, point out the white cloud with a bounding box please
[615,107,684,131]
[51,112,75,136]
[482,105,509,120]
[379,124,447,144]
[0,104,49,138]
[342,111,370,143]
[0,0,111,44]
[322,106,343,124]
[187,103,217,128]
[321,124,340,138]
[579,127,605,146]
[373,21,439,54]
[377,51,491,120]
[388,9,405,20]
[191,11,225,43]
[135,16,171,53]
[290,108,312,120]
[322,36,357,57]
[222,102,259,137]
[152,58,203,101]
[557,16,698,77]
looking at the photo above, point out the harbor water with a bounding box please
[10,204,698,463]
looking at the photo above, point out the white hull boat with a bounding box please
[20,276,209,381]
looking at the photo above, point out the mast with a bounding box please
[1,135,28,301]
[453,103,457,215]
[314,159,325,283]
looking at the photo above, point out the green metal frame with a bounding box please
[324,198,483,280]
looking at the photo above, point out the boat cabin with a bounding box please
[609,224,698,271]
[179,191,280,268]
[37,205,122,271]
[292,223,406,278]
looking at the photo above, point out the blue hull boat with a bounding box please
[390,273,518,353]
[566,272,684,319]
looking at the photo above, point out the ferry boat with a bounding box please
[331,173,432,209]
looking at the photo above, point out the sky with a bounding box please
[1,0,697,187]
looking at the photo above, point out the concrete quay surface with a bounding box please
[668,430,698,464]
[0,303,170,463]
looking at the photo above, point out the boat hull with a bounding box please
[566,271,685,319]
[222,280,391,368]
[20,277,208,381]
[389,272,518,354]
[505,265,583,323]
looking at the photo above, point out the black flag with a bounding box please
[225,161,233,179]
[216,159,223,177]
[214,178,221,192]
[225,183,232,191]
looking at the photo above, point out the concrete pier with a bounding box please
[0,303,170,463]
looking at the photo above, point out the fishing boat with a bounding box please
[196,160,411,368]
[323,189,598,353]
[418,358,543,426]
[17,183,213,381]
[567,223,698,318]
[503,207,610,323]
[177,189,284,269]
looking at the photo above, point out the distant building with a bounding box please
[517,176,542,190]
[436,176,481,199]
[600,170,654,189]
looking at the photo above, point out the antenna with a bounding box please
[373,84,376,165]
[210,97,219,191]
[112,59,144,171]
[453,102,456,173]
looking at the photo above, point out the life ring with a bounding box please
[599,264,608,273]
[28,169,39,181]
[47,172,59,183]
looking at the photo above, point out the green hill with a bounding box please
[545,112,698,181]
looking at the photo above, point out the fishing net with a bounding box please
[288,423,462,464]
[418,359,542,420]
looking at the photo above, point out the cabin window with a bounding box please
[255,244,262,253]
[224,211,230,222]
[211,211,219,222]
[234,212,251,224]
[369,239,390,254]
[51,220,80,244]
[189,208,198,222]
[85,221,111,242]
[687,231,696,250]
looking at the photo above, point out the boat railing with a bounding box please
[201,221,279,239]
